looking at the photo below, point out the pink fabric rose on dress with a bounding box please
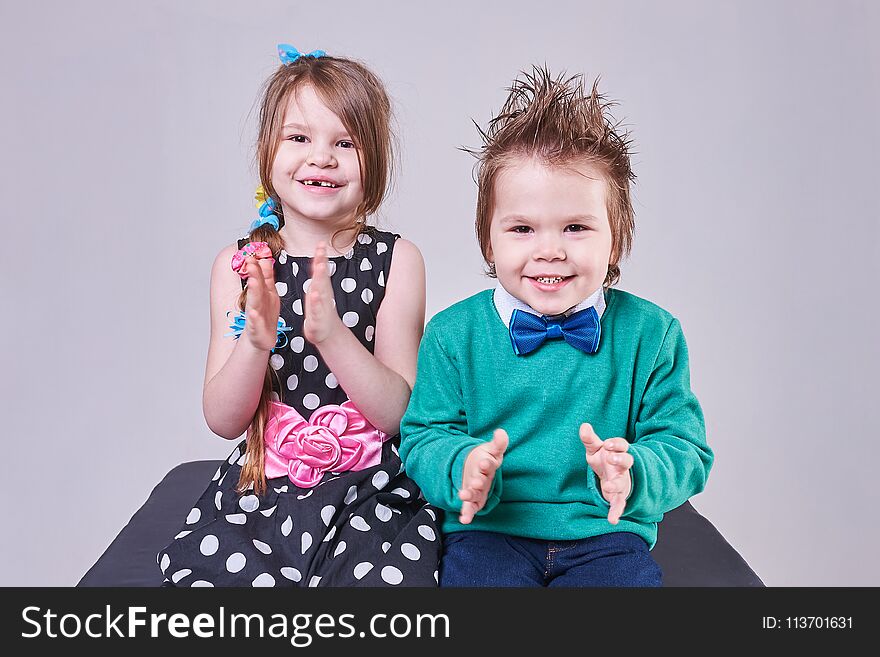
[231,241,274,279]
[263,401,387,488]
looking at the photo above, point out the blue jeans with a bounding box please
[440,530,662,587]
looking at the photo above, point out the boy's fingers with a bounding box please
[579,423,603,454]
[608,494,625,525]
[603,438,630,453]
[607,452,634,470]
[476,457,497,477]
[459,501,478,524]
[468,476,487,494]
[489,428,509,457]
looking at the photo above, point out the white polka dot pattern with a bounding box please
[281,567,302,582]
[353,562,374,580]
[199,535,219,556]
[226,553,246,573]
[252,573,275,587]
[381,566,403,585]
[157,231,441,587]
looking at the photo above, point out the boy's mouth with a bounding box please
[527,275,573,291]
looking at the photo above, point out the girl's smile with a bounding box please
[271,84,363,230]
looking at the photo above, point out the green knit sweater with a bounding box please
[399,288,713,549]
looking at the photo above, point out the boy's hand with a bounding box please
[242,255,281,352]
[579,423,633,525]
[458,429,509,524]
[304,243,344,346]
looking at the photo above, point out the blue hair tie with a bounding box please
[277,44,326,65]
[250,214,279,232]
[250,196,280,231]
[225,311,293,353]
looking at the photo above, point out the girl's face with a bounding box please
[271,84,364,230]
[487,157,613,316]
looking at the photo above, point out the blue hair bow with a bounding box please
[277,44,326,65]
[225,310,293,353]
[250,196,280,231]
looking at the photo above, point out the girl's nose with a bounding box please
[306,144,336,168]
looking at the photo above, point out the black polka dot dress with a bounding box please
[158,228,442,587]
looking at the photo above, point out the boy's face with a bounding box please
[488,157,613,316]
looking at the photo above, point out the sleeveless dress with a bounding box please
[158,228,441,587]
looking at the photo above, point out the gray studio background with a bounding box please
[2,0,878,586]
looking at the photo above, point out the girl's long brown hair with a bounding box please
[236,54,394,496]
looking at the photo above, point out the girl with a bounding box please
[158,45,440,587]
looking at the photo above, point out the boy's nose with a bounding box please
[533,239,566,261]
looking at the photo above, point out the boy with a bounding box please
[399,67,714,586]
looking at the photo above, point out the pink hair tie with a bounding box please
[231,242,274,279]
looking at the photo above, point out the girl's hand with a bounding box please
[241,256,281,352]
[304,243,344,346]
[579,423,633,525]
[458,429,509,524]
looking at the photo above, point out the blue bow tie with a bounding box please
[509,307,601,355]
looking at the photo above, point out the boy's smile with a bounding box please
[488,157,613,316]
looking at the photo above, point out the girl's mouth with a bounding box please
[299,179,342,188]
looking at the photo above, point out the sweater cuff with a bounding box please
[451,444,503,515]
[588,469,610,509]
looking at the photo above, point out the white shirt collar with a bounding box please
[493,284,606,327]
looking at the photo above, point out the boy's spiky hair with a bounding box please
[470,65,635,286]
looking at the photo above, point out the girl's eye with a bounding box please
[511,225,532,234]
[287,135,308,143]
[565,224,587,232]
[337,140,355,149]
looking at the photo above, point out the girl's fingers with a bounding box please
[257,256,276,287]
[311,243,332,287]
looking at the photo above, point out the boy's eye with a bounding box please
[511,225,532,234]
[287,134,308,143]
[337,140,356,149]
